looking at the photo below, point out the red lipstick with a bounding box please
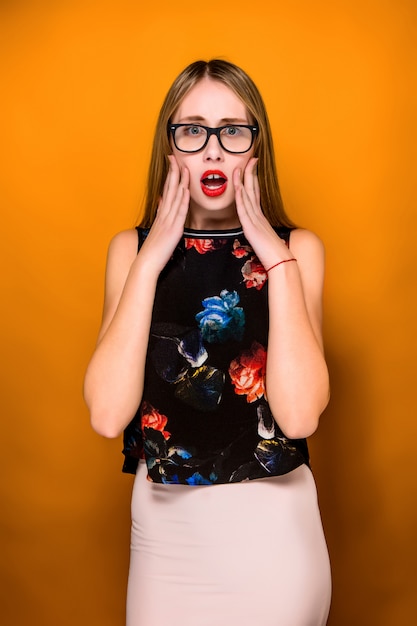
[200,170,228,197]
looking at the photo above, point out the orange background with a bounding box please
[1,1,416,624]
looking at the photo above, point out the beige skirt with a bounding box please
[127,461,331,626]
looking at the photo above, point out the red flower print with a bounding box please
[232,238,252,258]
[241,256,267,290]
[185,238,227,254]
[141,401,171,440]
[229,341,267,403]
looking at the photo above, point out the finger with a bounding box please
[247,157,260,206]
[178,184,190,220]
[160,155,173,203]
[180,164,190,191]
[235,166,254,208]
[233,168,252,222]
[233,167,242,189]
[171,166,189,207]
[161,155,180,206]
[169,166,190,222]
[243,158,258,199]
[243,159,264,220]
[254,167,261,206]
[233,168,244,209]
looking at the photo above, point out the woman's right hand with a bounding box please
[138,155,190,275]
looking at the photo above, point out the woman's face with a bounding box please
[171,77,255,228]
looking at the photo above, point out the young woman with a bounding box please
[84,59,331,625]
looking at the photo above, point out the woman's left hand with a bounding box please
[233,158,293,268]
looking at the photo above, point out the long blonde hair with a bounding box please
[139,59,294,228]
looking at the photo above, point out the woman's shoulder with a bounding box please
[288,228,325,258]
[288,228,326,288]
[107,228,140,259]
[102,230,141,287]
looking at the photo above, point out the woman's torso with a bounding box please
[122,226,309,484]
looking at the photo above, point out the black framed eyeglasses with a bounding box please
[169,123,258,154]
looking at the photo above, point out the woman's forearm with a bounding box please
[265,262,329,439]
[84,256,159,438]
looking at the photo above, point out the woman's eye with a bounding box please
[224,126,240,136]
[185,125,203,136]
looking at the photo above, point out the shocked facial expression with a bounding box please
[170,77,255,224]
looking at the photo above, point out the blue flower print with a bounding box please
[195,290,245,343]
[185,472,217,485]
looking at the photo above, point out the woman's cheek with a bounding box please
[188,176,202,202]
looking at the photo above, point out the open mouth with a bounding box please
[200,170,228,197]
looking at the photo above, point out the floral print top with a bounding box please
[122,226,309,484]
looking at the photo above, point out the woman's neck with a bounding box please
[185,206,241,231]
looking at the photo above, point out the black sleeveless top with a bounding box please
[122,226,309,484]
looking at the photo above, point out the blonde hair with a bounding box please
[139,59,294,228]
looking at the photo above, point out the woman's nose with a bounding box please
[203,134,224,160]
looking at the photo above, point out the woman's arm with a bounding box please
[84,158,189,438]
[265,228,329,439]
[234,160,329,439]
[83,229,158,438]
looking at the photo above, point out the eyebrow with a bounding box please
[176,116,249,124]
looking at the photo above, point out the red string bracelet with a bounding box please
[265,258,297,273]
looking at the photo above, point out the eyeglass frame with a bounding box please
[168,123,259,154]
